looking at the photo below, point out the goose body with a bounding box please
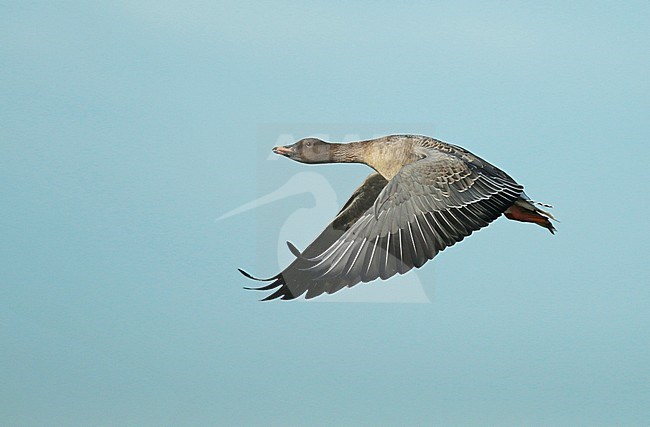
[241,134,555,300]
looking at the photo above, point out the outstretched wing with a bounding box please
[240,173,389,300]
[295,149,524,292]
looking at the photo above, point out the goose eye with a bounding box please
[305,141,313,148]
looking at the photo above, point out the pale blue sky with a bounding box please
[2,1,649,425]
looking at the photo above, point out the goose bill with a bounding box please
[272,146,294,156]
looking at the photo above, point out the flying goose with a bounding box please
[240,134,556,300]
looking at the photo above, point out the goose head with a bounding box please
[272,138,331,164]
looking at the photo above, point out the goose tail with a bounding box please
[504,198,557,234]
